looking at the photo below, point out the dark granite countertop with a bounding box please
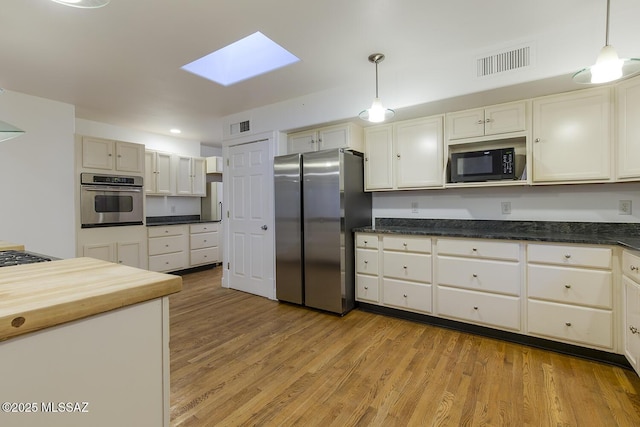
[146,215,221,226]
[354,219,640,251]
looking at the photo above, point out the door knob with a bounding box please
[261,224,268,230]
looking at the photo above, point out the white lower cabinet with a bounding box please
[148,225,188,272]
[189,222,220,267]
[436,238,521,331]
[78,226,147,269]
[356,232,627,363]
[527,243,614,350]
[438,287,520,331]
[355,234,380,303]
[623,250,640,375]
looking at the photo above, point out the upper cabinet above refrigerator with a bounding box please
[206,156,223,174]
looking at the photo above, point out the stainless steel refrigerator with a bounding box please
[274,148,372,315]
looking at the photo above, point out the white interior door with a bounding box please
[227,139,274,299]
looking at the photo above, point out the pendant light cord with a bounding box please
[605,0,611,46]
[375,61,379,98]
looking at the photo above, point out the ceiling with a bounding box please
[2,0,639,145]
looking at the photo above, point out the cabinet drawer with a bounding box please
[149,252,187,272]
[356,234,379,249]
[437,238,519,261]
[148,235,186,255]
[527,243,611,269]
[383,278,432,313]
[437,257,521,296]
[383,252,432,283]
[148,225,187,238]
[437,286,520,331]
[383,235,432,253]
[190,222,219,234]
[528,264,612,309]
[356,249,379,275]
[190,247,219,266]
[356,274,380,303]
[527,300,612,349]
[190,232,219,250]
[622,250,640,282]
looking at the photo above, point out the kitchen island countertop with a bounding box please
[354,219,640,251]
[0,257,182,341]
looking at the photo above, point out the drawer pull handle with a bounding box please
[631,265,638,272]
[565,322,572,327]
[630,326,639,334]
[403,294,408,298]
[403,265,407,269]
[364,240,368,244]
[364,260,368,264]
[564,254,571,259]
[403,242,407,247]
[364,286,369,290]
[472,274,478,278]
[472,248,477,252]
[564,284,571,289]
[165,244,169,247]
[473,306,478,310]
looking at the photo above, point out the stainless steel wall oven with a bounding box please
[80,173,144,228]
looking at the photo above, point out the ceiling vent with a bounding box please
[476,43,534,78]
[230,119,251,135]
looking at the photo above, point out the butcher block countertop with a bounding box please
[0,241,24,251]
[0,257,182,342]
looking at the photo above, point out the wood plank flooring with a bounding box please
[170,267,640,426]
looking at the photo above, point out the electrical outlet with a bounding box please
[501,201,511,215]
[619,200,632,215]
[411,202,419,213]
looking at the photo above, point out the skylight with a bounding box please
[181,32,300,86]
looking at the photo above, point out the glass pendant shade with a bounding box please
[0,120,25,143]
[573,0,640,84]
[573,45,640,84]
[359,98,394,123]
[359,53,394,123]
[50,0,110,8]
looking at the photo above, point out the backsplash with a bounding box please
[372,182,640,224]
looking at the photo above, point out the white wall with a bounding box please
[0,90,76,258]
[373,183,640,224]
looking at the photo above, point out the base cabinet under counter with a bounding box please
[355,231,629,368]
[148,225,188,273]
[527,243,615,351]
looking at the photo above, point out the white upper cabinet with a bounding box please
[532,87,612,183]
[176,156,206,196]
[446,101,527,141]
[364,115,444,191]
[616,76,640,180]
[364,125,394,191]
[287,123,363,154]
[395,116,444,188]
[145,150,173,195]
[82,137,144,174]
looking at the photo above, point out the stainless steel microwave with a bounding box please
[450,148,523,183]
[80,173,144,228]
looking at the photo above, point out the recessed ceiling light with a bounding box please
[50,0,110,8]
[170,128,182,134]
[181,31,300,86]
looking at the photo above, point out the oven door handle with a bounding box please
[81,186,143,192]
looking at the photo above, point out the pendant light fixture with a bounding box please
[359,53,395,123]
[50,0,110,8]
[573,0,640,84]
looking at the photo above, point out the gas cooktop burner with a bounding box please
[0,250,53,267]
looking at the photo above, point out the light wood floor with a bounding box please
[169,267,640,426]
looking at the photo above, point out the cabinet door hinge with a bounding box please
[226,158,230,166]
[227,262,230,269]
[227,210,230,218]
